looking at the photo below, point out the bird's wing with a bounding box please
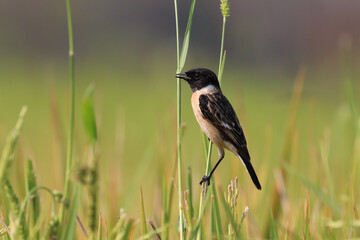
[199,92,261,190]
[199,92,247,150]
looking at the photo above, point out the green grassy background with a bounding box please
[1,0,360,237]
[1,51,359,238]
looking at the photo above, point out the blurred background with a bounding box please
[0,0,360,237]
[1,0,360,69]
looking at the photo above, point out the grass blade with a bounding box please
[217,186,239,238]
[187,167,195,224]
[3,179,20,220]
[161,178,168,239]
[283,163,341,214]
[98,213,103,240]
[76,216,88,238]
[211,183,223,238]
[136,224,170,240]
[201,132,209,160]
[162,162,176,240]
[24,159,40,240]
[0,106,27,182]
[0,216,13,240]
[319,130,337,219]
[345,81,359,124]
[119,219,135,240]
[109,209,127,240]
[179,0,196,71]
[3,179,26,239]
[81,84,99,238]
[304,190,311,239]
[210,197,216,239]
[346,81,360,193]
[267,67,305,234]
[121,144,153,209]
[269,209,278,240]
[189,188,211,239]
[140,187,148,235]
[62,183,81,240]
[82,84,98,143]
[165,178,175,240]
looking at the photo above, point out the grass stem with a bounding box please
[58,0,75,227]
[218,17,226,83]
[174,0,184,237]
[197,12,228,240]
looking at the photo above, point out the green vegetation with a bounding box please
[0,0,359,239]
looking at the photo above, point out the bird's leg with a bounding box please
[199,149,225,185]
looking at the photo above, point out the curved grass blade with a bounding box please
[179,0,196,72]
[0,106,27,182]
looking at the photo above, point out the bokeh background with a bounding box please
[1,0,360,238]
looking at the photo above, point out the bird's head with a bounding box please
[176,68,220,92]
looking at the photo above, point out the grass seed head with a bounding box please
[220,0,230,18]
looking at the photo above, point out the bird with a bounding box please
[176,68,261,190]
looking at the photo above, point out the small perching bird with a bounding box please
[176,68,261,190]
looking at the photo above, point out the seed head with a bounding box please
[220,0,230,18]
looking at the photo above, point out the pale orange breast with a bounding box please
[191,86,225,149]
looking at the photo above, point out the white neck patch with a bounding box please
[198,85,218,93]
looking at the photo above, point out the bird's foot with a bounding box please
[199,175,211,186]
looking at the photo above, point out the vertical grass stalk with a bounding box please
[174,0,196,238]
[58,0,75,226]
[218,17,227,82]
[173,1,184,237]
[140,187,148,235]
[197,2,229,239]
[201,0,228,190]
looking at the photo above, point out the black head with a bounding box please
[176,68,220,92]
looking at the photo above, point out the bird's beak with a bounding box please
[175,73,190,81]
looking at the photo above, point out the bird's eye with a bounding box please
[194,73,200,79]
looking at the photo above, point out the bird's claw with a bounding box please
[199,175,211,186]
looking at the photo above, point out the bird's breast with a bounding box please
[191,90,224,148]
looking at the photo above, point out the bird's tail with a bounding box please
[243,160,262,190]
[237,148,262,190]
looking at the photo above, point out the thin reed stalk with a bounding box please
[202,7,227,191]
[173,0,184,237]
[174,0,196,238]
[58,0,75,227]
[197,2,229,239]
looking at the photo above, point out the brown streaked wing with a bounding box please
[198,93,247,148]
